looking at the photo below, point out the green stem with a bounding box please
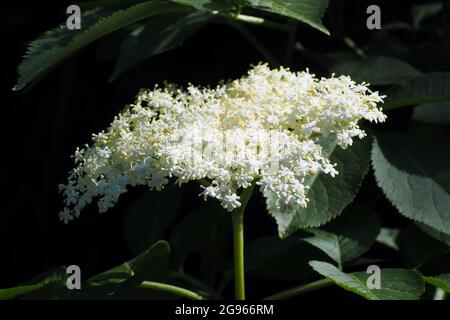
[343,36,366,57]
[233,14,290,32]
[231,211,245,300]
[231,184,255,300]
[140,281,204,300]
[262,278,333,300]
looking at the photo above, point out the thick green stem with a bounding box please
[231,209,245,300]
[231,184,254,300]
[140,281,204,300]
[263,278,333,300]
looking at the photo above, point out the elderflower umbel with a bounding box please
[59,64,386,223]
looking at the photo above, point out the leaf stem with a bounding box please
[343,36,366,57]
[233,14,290,32]
[140,281,204,300]
[231,184,255,300]
[262,278,333,300]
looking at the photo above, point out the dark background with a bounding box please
[1,0,445,299]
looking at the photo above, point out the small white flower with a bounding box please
[147,172,168,191]
[200,185,219,201]
[59,208,74,224]
[221,194,241,212]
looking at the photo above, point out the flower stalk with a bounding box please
[231,183,254,300]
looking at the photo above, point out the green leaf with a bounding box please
[302,206,381,267]
[418,223,450,247]
[424,274,450,293]
[269,135,372,238]
[372,132,450,235]
[0,284,43,300]
[171,0,330,34]
[245,236,330,280]
[108,240,171,298]
[24,241,172,300]
[1,267,68,300]
[111,12,212,81]
[87,262,133,285]
[383,73,450,110]
[124,185,183,255]
[14,0,185,90]
[129,240,170,275]
[332,56,421,86]
[246,0,330,35]
[15,242,171,300]
[309,261,425,300]
[412,102,450,125]
[376,228,400,250]
[170,0,235,12]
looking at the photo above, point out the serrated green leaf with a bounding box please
[302,206,380,267]
[246,0,329,34]
[383,73,450,110]
[424,274,450,293]
[372,132,450,235]
[0,267,68,300]
[332,56,421,86]
[269,135,372,238]
[309,260,425,300]
[124,185,183,255]
[171,0,330,34]
[14,0,185,90]
[245,236,330,280]
[111,12,212,81]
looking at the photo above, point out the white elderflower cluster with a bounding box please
[59,64,386,223]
